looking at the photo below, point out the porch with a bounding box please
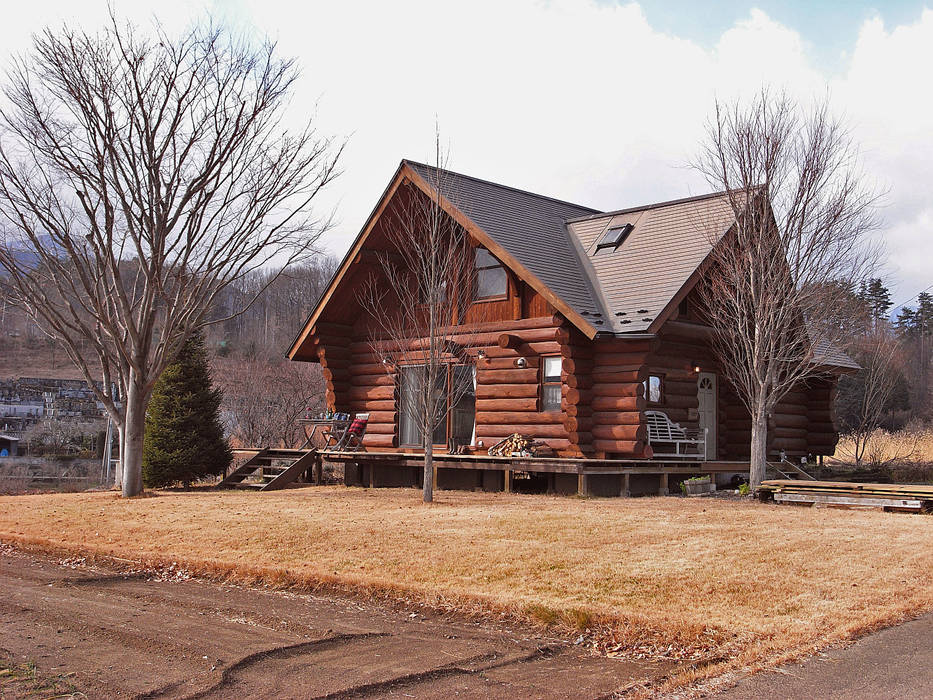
[319,449,751,497]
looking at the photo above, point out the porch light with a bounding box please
[515,357,527,368]
[692,362,701,373]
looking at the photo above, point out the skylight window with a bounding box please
[596,223,633,251]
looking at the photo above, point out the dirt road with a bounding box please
[0,547,675,698]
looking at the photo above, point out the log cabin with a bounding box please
[285,160,856,496]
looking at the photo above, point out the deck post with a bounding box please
[577,473,589,497]
[658,472,669,496]
[620,473,631,497]
[314,456,323,485]
[504,469,512,493]
[368,463,375,489]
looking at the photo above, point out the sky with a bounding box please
[0,1,931,310]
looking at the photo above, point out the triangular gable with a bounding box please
[287,161,600,360]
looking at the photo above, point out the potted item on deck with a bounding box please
[683,475,713,495]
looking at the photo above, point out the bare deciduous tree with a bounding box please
[694,90,879,489]
[0,17,341,495]
[214,355,325,450]
[359,145,483,503]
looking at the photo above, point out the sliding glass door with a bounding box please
[398,364,476,448]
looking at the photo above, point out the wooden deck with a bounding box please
[319,449,752,497]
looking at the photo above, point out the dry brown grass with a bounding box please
[833,425,933,468]
[1,487,932,693]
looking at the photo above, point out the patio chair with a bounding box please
[325,413,369,451]
[645,410,707,458]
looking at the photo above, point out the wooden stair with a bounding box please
[766,460,817,481]
[219,448,319,491]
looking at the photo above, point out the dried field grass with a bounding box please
[830,425,933,465]
[1,487,932,693]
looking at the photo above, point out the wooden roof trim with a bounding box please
[286,163,408,360]
[402,164,599,340]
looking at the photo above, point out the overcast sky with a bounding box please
[1,1,931,310]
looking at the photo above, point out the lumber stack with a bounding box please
[758,480,933,512]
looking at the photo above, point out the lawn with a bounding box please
[2,487,932,688]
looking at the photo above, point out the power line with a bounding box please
[893,282,933,311]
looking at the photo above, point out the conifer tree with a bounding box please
[143,332,232,488]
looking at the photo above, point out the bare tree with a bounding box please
[837,330,905,466]
[0,16,341,495]
[694,91,879,489]
[214,355,325,449]
[359,144,484,503]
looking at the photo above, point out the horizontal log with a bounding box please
[498,333,522,349]
[591,382,644,398]
[560,344,593,359]
[657,395,697,409]
[770,437,808,450]
[477,384,539,399]
[366,423,398,435]
[591,368,647,383]
[479,357,540,370]
[358,399,396,411]
[772,426,806,439]
[539,438,572,452]
[476,398,538,412]
[348,385,395,401]
[592,439,650,456]
[349,373,394,387]
[477,424,567,439]
[590,411,642,426]
[772,413,809,429]
[477,368,539,384]
[591,396,645,412]
[664,380,701,396]
[469,341,561,358]
[595,338,656,353]
[362,434,395,448]
[364,411,396,424]
[594,352,650,366]
[476,411,563,425]
[807,431,838,443]
[591,424,647,441]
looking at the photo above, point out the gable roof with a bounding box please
[565,191,736,333]
[404,161,605,323]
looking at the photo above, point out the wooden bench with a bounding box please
[645,410,707,458]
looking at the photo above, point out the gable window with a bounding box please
[644,374,663,404]
[474,248,507,300]
[541,356,562,412]
[596,223,633,251]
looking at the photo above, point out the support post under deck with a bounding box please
[658,472,669,496]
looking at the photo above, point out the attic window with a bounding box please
[596,223,633,251]
[474,247,507,300]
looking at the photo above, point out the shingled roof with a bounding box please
[406,160,736,335]
[404,161,607,323]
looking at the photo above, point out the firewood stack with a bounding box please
[487,433,536,457]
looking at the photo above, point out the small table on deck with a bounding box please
[298,417,351,450]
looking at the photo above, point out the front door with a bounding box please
[697,372,717,460]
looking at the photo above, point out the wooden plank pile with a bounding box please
[758,479,933,513]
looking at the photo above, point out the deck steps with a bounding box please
[219,448,319,491]
[758,479,933,512]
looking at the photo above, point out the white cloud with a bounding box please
[0,0,930,304]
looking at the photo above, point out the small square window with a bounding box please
[596,223,633,251]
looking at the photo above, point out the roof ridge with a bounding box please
[402,159,601,215]
[565,188,732,223]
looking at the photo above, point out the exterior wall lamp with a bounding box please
[476,349,487,360]
[515,357,527,368]
[692,362,701,373]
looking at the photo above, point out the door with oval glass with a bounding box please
[697,372,717,460]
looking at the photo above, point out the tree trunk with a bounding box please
[121,381,147,497]
[750,408,768,491]
[423,434,434,503]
